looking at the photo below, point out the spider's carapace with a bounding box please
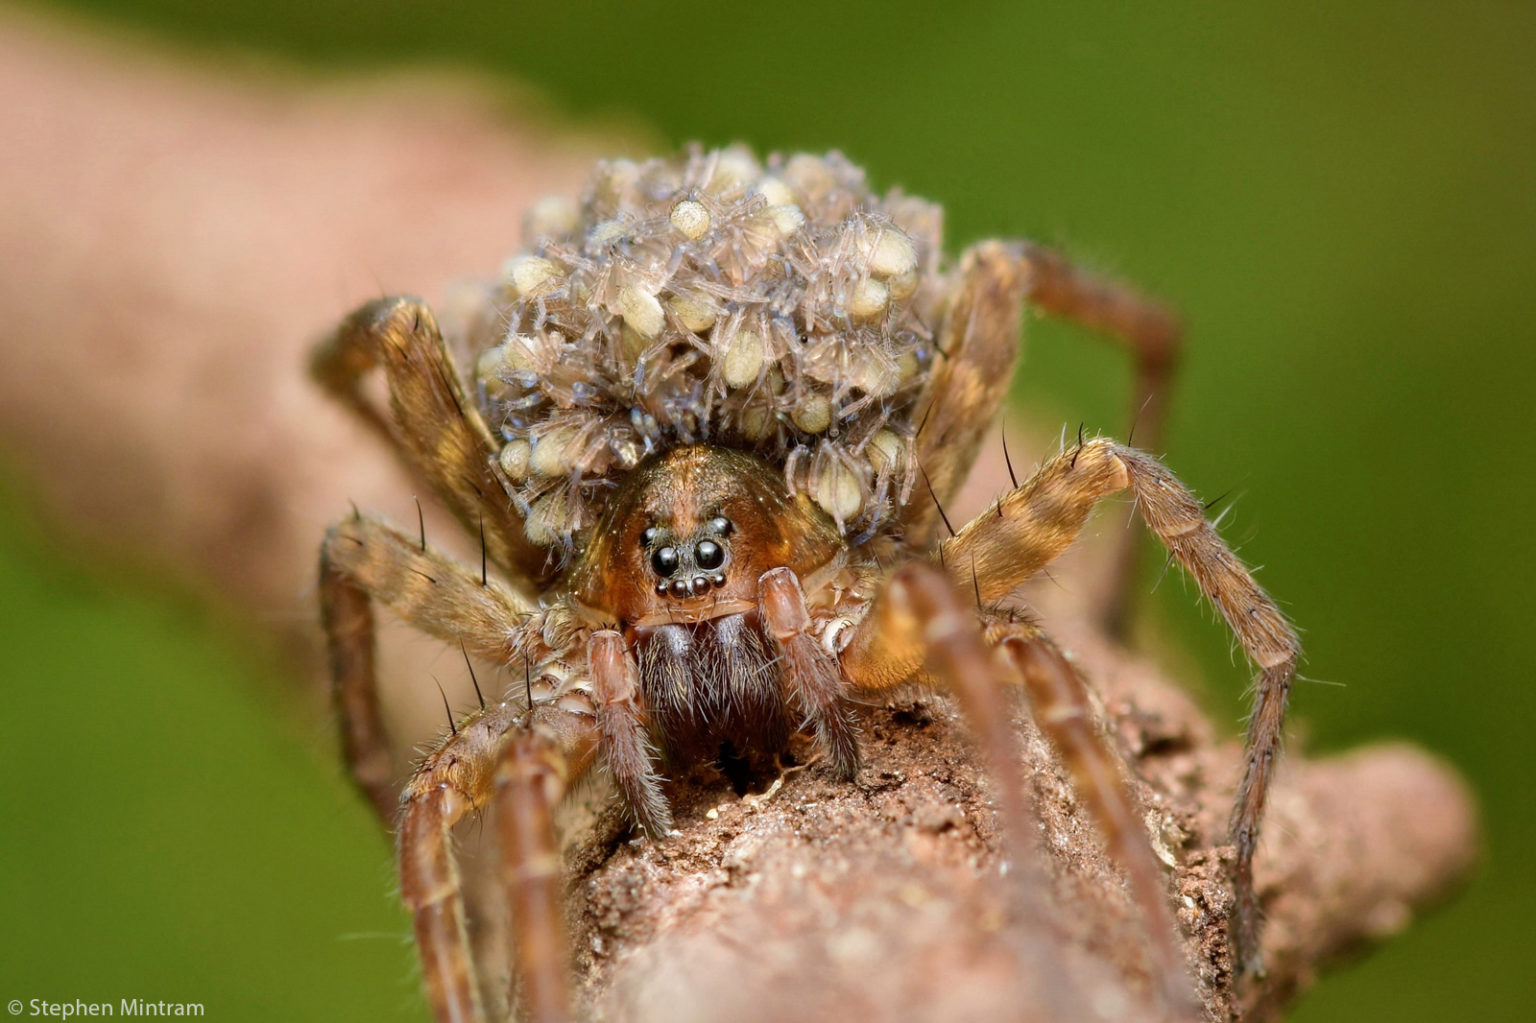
[569,445,857,812]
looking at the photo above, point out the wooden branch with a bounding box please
[0,10,1477,1021]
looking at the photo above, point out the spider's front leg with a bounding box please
[312,296,548,583]
[319,513,598,1022]
[938,437,1299,975]
[841,563,1199,1017]
[319,514,535,820]
[398,696,598,1023]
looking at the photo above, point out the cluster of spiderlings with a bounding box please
[465,146,951,548]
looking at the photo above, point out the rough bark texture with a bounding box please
[0,10,1478,1022]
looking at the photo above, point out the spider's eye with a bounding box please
[640,526,659,548]
[694,539,725,570]
[650,546,680,577]
[706,516,733,537]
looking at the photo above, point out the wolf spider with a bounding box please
[313,149,1298,1022]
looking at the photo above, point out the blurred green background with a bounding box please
[2,1,1532,1020]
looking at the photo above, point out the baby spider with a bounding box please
[313,147,1297,1022]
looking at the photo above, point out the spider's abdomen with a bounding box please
[462,147,954,546]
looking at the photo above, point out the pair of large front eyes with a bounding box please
[643,517,732,579]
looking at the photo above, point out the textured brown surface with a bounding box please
[552,594,1476,1022]
[0,11,1478,1021]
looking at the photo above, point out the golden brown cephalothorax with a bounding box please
[313,146,1299,1023]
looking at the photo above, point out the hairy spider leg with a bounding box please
[1013,242,1184,637]
[495,722,597,1023]
[840,562,1197,1018]
[905,241,1184,632]
[938,437,1299,975]
[398,701,522,1023]
[998,630,1197,1016]
[320,515,536,821]
[759,567,861,781]
[312,296,548,586]
[905,243,1028,550]
[319,513,599,1022]
[396,697,598,1023]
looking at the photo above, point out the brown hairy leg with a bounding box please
[940,437,1300,974]
[320,511,598,1022]
[904,242,1029,549]
[319,514,535,820]
[841,564,1036,855]
[1014,242,1184,637]
[841,562,1197,1018]
[998,628,1197,1015]
[399,702,522,1023]
[495,721,597,1023]
[589,630,671,836]
[399,700,598,1023]
[758,567,861,780]
[903,239,1182,629]
[312,296,548,584]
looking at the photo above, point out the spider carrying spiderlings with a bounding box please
[313,146,1298,1023]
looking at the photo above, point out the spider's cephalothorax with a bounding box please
[566,444,858,812]
[315,146,1300,1023]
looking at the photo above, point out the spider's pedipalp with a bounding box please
[759,566,860,780]
[590,630,671,837]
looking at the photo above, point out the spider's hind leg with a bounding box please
[312,296,548,584]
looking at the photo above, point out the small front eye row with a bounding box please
[643,517,733,597]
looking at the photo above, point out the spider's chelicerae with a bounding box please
[314,147,1298,1023]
